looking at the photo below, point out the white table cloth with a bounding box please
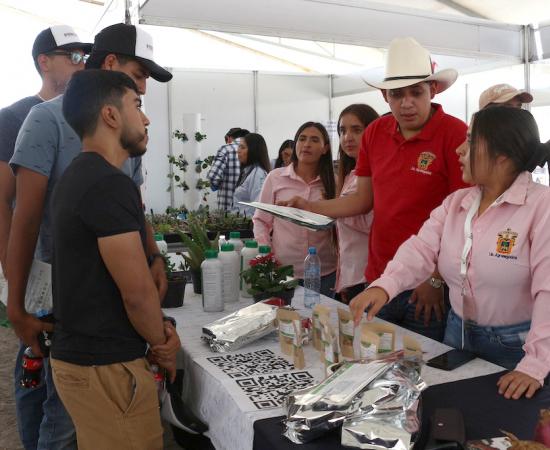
[165,285,502,450]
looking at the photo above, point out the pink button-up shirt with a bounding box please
[335,170,372,292]
[253,164,337,279]
[370,172,550,383]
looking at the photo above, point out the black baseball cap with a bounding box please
[85,23,172,83]
[32,25,92,61]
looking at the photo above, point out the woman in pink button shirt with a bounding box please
[350,107,550,400]
[334,104,379,302]
[253,122,337,297]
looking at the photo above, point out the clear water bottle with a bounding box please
[304,247,321,309]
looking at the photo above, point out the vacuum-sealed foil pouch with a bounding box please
[340,355,426,449]
[201,302,278,352]
[283,352,425,446]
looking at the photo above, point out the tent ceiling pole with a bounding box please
[523,25,531,111]
[434,0,489,20]
[167,79,175,208]
[253,70,258,133]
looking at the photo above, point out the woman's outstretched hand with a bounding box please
[349,287,389,326]
[276,196,310,210]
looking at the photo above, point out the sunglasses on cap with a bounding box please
[47,50,88,65]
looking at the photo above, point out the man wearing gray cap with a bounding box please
[0,25,91,450]
[6,23,175,450]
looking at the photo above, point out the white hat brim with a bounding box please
[365,68,458,94]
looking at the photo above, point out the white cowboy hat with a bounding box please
[365,37,458,94]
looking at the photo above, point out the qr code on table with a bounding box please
[206,349,294,378]
[237,371,315,409]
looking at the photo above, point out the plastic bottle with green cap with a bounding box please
[227,231,244,253]
[201,249,223,312]
[258,245,271,255]
[154,232,168,254]
[219,243,240,303]
[240,240,259,297]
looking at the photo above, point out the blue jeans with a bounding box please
[444,309,529,370]
[14,344,76,450]
[376,289,450,342]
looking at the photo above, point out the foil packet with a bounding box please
[283,351,425,447]
[201,302,278,352]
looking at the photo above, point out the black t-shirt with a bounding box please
[0,96,42,162]
[51,152,147,365]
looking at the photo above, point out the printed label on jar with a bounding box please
[324,341,335,364]
[360,341,377,359]
[340,319,354,338]
[279,319,300,345]
[377,332,393,353]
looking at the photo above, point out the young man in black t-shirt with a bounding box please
[50,70,174,450]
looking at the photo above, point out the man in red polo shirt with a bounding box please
[282,37,467,341]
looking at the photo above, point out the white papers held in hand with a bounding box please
[239,202,335,231]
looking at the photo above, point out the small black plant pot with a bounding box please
[253,288,294,305]
[163,274,186,308]
[190,269,202,294]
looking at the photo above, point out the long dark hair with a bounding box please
[292,122,335,200]
[470,107,550,179]
[274,139,294,168]
[337,104,379,192]
[237,133,271,186]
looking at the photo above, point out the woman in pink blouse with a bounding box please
[334,104,379,302]
[253,122,337,297]
[350,107,550,399]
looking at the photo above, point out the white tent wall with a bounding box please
[256,73,331,154]
[142,69,334,213]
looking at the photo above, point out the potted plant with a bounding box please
[240,252,299,304]
[162,256,187,308]
[178,219,218,294]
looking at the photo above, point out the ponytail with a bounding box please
[524,141,550,172]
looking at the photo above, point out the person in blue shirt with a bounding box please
[233,133,271,216]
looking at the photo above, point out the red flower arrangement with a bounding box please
[241,252,298,296]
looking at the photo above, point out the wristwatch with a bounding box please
[148,252,164,266]
[162,316,177,327]
[429,277,445,289]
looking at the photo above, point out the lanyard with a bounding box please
[459,190,481,348]
[460,191,481,281]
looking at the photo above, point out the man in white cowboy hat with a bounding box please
[479,83,533,110]
[281,37,468,341]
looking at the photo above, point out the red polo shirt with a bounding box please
[355,103,468,282]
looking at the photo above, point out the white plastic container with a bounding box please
[218,234,227,251]
[201,249,224,312]
[219,243,240,303]
[240,240,259,297]
[154,233,168,254]
[227,231,244,254]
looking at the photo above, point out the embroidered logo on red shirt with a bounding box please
[411,151,436,175]
[496,228,518,255]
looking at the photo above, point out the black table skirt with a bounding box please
[253,371,550,450]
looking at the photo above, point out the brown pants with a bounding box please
[51,357,163,450]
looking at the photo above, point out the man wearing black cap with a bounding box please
[6,23,175,450]
[0,25,91,450]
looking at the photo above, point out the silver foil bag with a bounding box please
[201,302,278,352]
[341,356,425,449]
[283,352,425,446]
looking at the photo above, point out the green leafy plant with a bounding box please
[241,252,298,296]
[163,254,187,281]
[178,219,218,271]
[195,132,207,142]
[173,129,188,142]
